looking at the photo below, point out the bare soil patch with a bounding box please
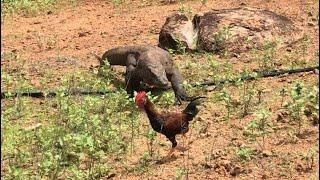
[1,0,318,179]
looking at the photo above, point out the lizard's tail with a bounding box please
[91,52,103,64]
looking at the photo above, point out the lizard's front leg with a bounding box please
[167,68,191,104]
[125,54,140,97]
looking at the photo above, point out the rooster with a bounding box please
[135,91,204,157]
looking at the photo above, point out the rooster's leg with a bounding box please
[167,136,177,157]
[180,133,189,150]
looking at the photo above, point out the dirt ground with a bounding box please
[1,0,319,179]
[1,0,319,87]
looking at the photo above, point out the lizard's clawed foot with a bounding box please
[175,92,197,105]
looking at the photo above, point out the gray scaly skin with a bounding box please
[95,45,191,104]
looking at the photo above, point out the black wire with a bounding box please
[1,66,318,99]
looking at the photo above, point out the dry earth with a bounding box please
[1,0,319,179]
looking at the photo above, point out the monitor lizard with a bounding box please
[94,45,191,104]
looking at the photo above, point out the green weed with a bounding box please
[244,108,272,151]
[111,0,123,6]
[136,152,153,173]
[2,0,57,16]
[1,69,141,179]
[285,81,305,111]
[178,3,193,19]
[212,26,232,56]
[175,167,187,180]
[217,90,233,121]
[236,147,252,161]
[252,40,278,71]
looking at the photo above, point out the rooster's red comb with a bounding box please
[135,91,147,104]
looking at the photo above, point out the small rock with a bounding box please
[262,150,272,157]
[307,22,316,27]
[219,159,231,171]
[106,173,116,179]
[79,163,87,170]
[51,103,58,108]
[230,166,242,176]
[24,123,42,131]
[78,31,90,37]
[202,163,212,169]
[277,110,289,123]
[232,53,241,58]
[205,86,216,92]
[262,174,268,179]
[295,163,304,172]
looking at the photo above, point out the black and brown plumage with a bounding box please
[135,91,204,157]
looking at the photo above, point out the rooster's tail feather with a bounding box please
[183,96,205,120]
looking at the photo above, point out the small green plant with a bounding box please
[175,37,188,54]
[156,92,175,107]
[283,81,306,135]
[113,0,123,6]
[303,86,319,125]
[241,80,257,117]
[206,53,220,74]
[217,91,233,121]
[146,129,157,157]
[278,153,294,177]
[222,61,235,80]
[257,89,263,104]
[301,34,310,62]
[283,81,319,131]
[35,34,58,51]
[175,167,187,180]
[244,108,272,151]
[178,3,193,19]
[236,147,252,161]
[2,0,57,16]
[257,40,278,70]
[280,88,287,107]
[137,152,152,173]
[212,26,232,55]
[300,148,317,170]
[200,0,207,7]
[97,59,117,84]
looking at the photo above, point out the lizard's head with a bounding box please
[144,64,170,88]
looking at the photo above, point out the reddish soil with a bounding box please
[1,0,319,179]
[1,0,319,87]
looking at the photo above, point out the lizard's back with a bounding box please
[101,45,164,66]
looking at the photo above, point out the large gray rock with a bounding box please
[159,13,198,51]
[159,7,299,54]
